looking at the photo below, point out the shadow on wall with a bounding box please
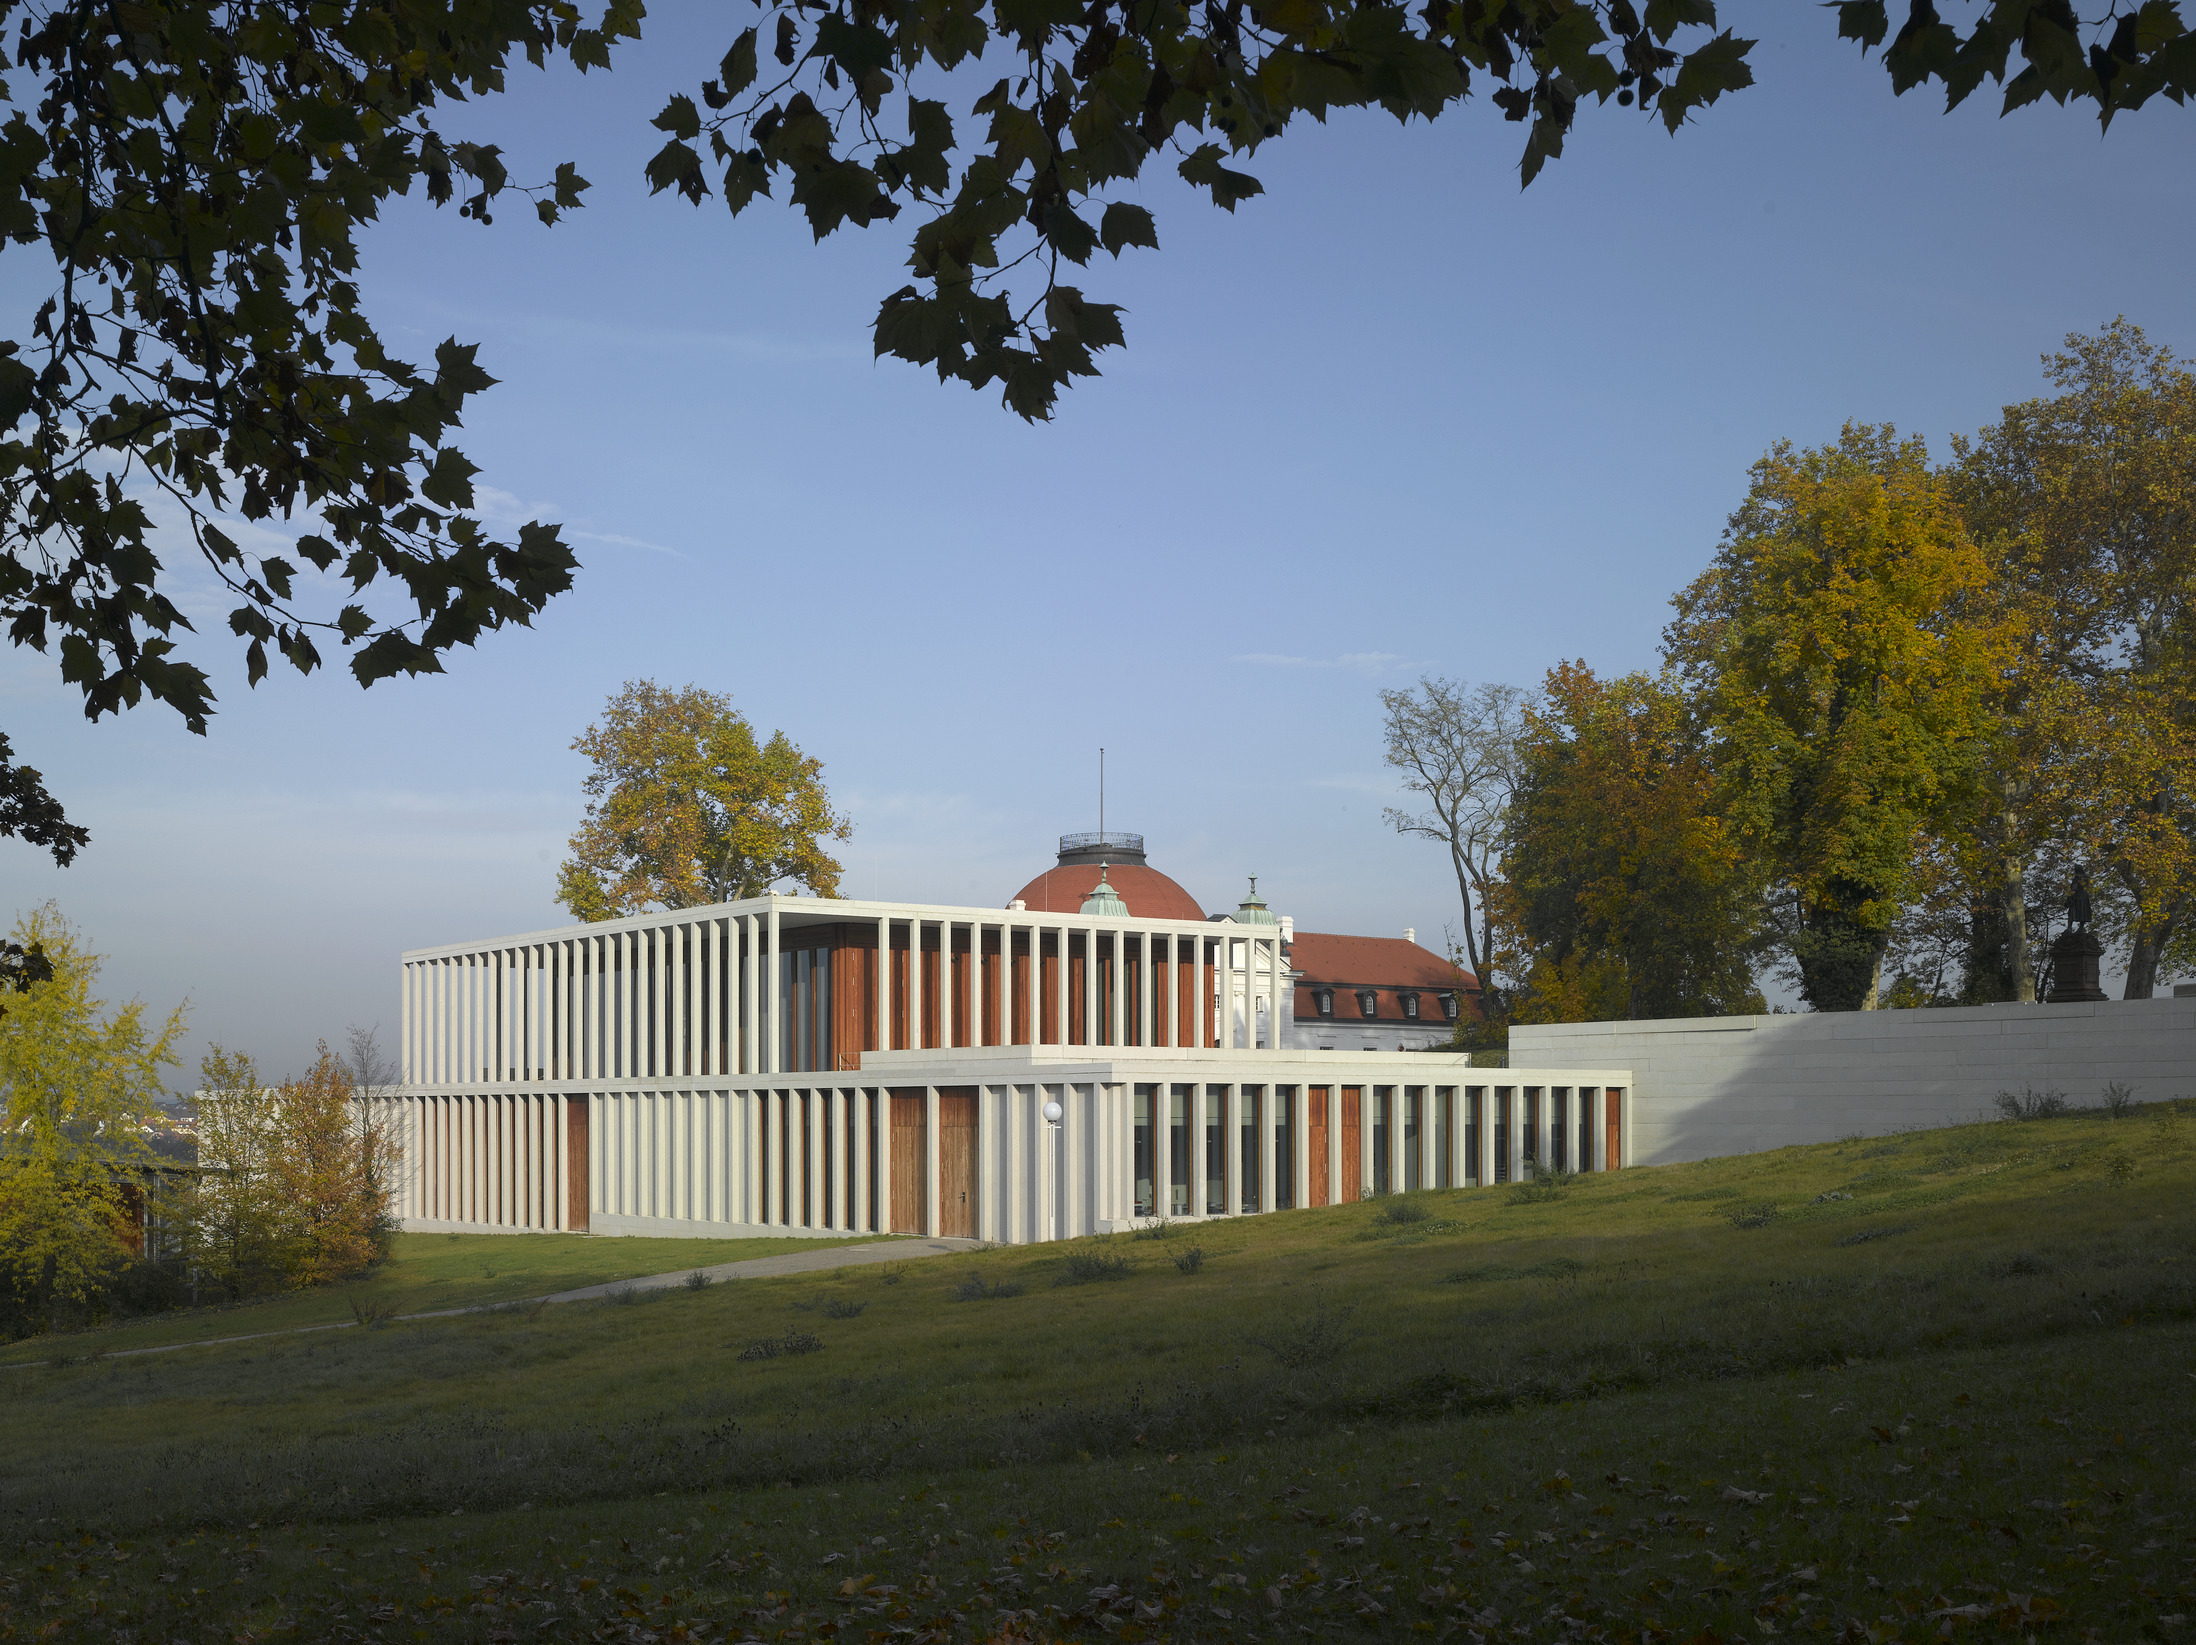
[1510,998,2196,1166]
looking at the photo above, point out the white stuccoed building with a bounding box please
[384,832,1633,1242]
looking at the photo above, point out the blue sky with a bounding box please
[3,2,2189,1079]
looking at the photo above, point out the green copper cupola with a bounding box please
[1234,876,1277,925]
[1080,864,1128,916]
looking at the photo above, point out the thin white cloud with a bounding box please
[568,529,682,558]
[1232,651,1407,678]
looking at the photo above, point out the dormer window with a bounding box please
[1399,991,1420,1020]
[1356,989,1379,1019]
[1314,988,1335,1019]
[1440,991,1461,1022]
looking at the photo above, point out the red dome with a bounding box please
[1011,863,1205,922]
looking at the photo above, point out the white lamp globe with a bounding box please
[1042,1098,1063,1125]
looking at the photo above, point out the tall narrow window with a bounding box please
[1404,1087,1423,1191]
[1371,1088,1391,1195]
[1434,1087,1453,1188]
[1494,1088,1510,1184]
[1551,1089,1568,1173]
[1169,1085,1193,1216]
[1273,1086,1296,1210]
[1133,1084,1155,1217]
[1239,1086,1262,1213]
[1205,1087,1226,1215]
[1465,1087,1481,1184]
[1523,1088,1539,1169]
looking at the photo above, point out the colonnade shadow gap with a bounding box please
[383,891,1632,1243]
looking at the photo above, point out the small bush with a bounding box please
[684,1270,713,1291]
[1131,1219,1175,1241]
[347,1292,401,1328]
[1375,1196,1432,1225]
[1725,1202,1779,1229]
[736,1329,823,1362]
[1509,1167,1571,1204]
[1250,1296,1358,1368]
[1055,1246,1133,1285]
[1172,1245,1206,1275]
[2105,1151,2137,1183]
[821,1297,867,1319]
[877,1263,905,1286]
[1995,1085,2069,1121]
[2099,1081,2138,1119]
[953,1271,1025,1301]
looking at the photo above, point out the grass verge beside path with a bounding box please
[0,1231,873,1363]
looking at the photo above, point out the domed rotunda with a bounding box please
[1009,832,1205,922]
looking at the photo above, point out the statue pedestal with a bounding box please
[2046,929,2107,1003]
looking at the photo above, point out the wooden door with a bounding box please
[565,1096,589,1231]
[1307,1088,1330,1207]
[890,1091,925,1232]
[1341,1087,1363,1202]
[938,1087,977,1238]
[1605,1089,1622,1172]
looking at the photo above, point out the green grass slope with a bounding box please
[5,1102,2193,1643]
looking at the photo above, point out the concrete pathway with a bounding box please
[2,1235,985,1368]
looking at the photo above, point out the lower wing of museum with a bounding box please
[392,894,1632,1243]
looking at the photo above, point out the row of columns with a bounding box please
[401,1091,571,1230]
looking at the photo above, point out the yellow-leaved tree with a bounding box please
[557,681,852,919]
[1667,426,2004,1011]
[0,904,186,1333]
[177,1047,292,1301]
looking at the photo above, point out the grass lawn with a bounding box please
[4,1100,2193,1642]
[0,1230,877,1363]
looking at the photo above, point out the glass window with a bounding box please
[1523,1088,1540,1168]
[1404,1087,1423,1191]
[1442,992,1460,1021]
[1169,1084,1192,1216]
[1466,1087,1482,1184]
[1205,1086,1227,1215]
[1551,1089,1568,1173]
[1371,1087,1391,1195]
[1401,992,1419,1020]
[1314,988,1334,1018]
[1239,1086,1262,1213]
[1133,1084,1155,1216]
[1273,1086,1295,1210]
[1494,1087,1511,1184]
[1434,1086,1453,1188]
[1357,989,1378,1019]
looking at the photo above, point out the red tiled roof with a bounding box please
[1290,932,1480,1025]
[1010,863,1206,922]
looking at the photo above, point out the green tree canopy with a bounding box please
[1666,424,2002,1011]
[1499,661,1766,1023]
[557,680,853,919]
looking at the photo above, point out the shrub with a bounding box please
[1995,1085,2069,1121]
[347,1292,401,1327]
[877,1263,905,1285]
[737,1329,822,1362]
[2105,1151,2137,1184]
[2099,1081,2138,1119]
[1131,1219,1174,1241]
[1375,1196,1432,1225]
[821,1297,867,1319]
[684,1270,713,1291]
[1725,1202,1779,1229]
[1171,1245,1206,1275]
[1249,1296,1358,1367]
[1055,1246,1133,1285]
[1510,1167,1572,1204]
[953,1271,1025,1301]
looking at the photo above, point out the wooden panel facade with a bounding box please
[1605,1088,1622,1171]
[890,1091,925,1233]
[1340,1087,1363,1201]
[938,1087,977,1237]
[566,1096,590,1231]
[1307,1088,1330,1207]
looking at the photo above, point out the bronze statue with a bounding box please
[2067,865,2093,932]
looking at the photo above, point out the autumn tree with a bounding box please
[267,1043,388,1288]
[1500,663,1766,1022]
[0,904,186,1332]
[558,681,852,919]
[1667,425,2001,1011]
[1954,321,2196,998]
[1381,677,1527,1014]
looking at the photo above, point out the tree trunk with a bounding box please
[2125,928,2164,999]
[2001,872,2032,1003]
